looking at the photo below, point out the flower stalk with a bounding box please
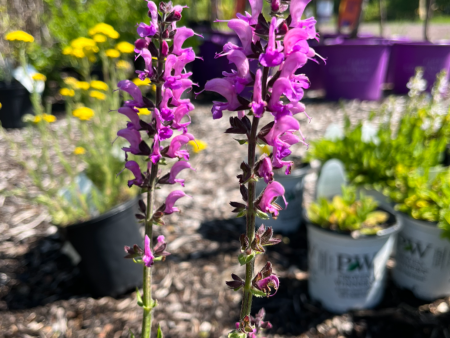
[205,0,320,336]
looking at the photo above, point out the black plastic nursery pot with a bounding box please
[306,208,401,313]
[60,198,143,297]
[0,80,33,129]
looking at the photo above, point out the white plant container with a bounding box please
[255,165,310,233]
[307,212,401,313]
[393,215,450,300]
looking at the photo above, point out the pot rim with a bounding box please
[399,212,438,228]
[305,206,402,239]
[63,197,139,229]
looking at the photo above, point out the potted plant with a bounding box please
[307,69,450,204]
[388,169,450,301]
[306,186,401,313]
[0,29,147,297]
[1,31,36,128]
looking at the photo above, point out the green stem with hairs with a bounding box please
[240,66,270,320]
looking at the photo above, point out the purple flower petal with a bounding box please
[125,161,143,187]
[164,190,191,214]
[143,235,154,267]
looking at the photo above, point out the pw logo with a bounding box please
[398,235,431,258]
[338,253,375,272]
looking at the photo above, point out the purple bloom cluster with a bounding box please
[205,0,319,336]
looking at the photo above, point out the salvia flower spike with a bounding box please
[204,0,320,336]
[118,2,199,337]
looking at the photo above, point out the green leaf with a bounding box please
[228,332,246,338]
[255,209,269,220]
[157,324,163,338]
[154,256,163,261]
[250,287,267,298]
[136,288,144,307]
[236,209,247,218]
[234,139,248,145]
[238,252,255,266]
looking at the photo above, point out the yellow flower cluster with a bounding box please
[63,37,98,59]
[5,30,34,43]
[33,114,56,123]
[90,90,106,100]
[89,23,119,39]
[76,81,90,90]
[133,78,151,86]
[73,107,95,121]
[63,77,78,87]
[74,147,86,155]
[188,140,208,153]
[32,73,47,82]
[105,49,120,58]
[60,88,75,97]
[90,80,109,91]
[116,60,132,70]
[115,41,134,54]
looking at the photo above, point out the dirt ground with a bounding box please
[1,95,450,338]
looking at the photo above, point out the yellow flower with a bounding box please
[74,147,86,155]
[90,80,109,91]
[188,140,208,153]
[62,46,73,55]
[71,49,86,58]
[32,73,46,82]
[88,23,119,39]
[151,84,157,92]
[115,41,134,54]
[0,103,2,110]
[105,49,120,58]
[5,30,34,43]
[60,88,75,97]
[32,116,42,123]
[88,55,97,63]
[116,60,132,70]
[137,107,151,115]
[64,77,79,87]
[75,81,90,90]
[93,34,107,43]
[258,144,271,156]
[70,37,97,50]
[72,107,95,121]
[42,114,56,123]
[90,90,106,100]
[132,77,151,86]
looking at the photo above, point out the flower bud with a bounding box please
[161,40,169,57]
[162,29,170,39]
[166,10,182,22]
[271,0,280,12]
[135,38,148,51]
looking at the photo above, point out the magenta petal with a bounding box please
[164,190,191,214]
[125,161,143,187]
[289,0,311,27]
[118,107,141,130]
[147,1,158,26]
[258,181,287,217]
[256,275,280,296]
[205,78,241,112]
[117,127,142,154]
[143,235,154,267]
[173,27,195,55]
[118,80,144,107]
[228,19,253,55]
[258,157,274,184]
[249,0,263,25]
[259,17,285,67]
[168,161,194,186]
[280,52,308,79]
[137,22,157,37]
[283,28,310,56]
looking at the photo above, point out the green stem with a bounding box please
[240,66,270,320]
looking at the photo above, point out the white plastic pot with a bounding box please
[307,212,401,313]
[255,165,310,233]
[393,214,450,300]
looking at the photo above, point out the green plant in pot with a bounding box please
[389,169,450,301]
[307,70,450,195]
[0,34,145,296]
[306,186,400,313]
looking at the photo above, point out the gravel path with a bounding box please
[1,99,450,338]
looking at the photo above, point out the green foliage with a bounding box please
[307,186,389,234]
[388,169,450,240]
[307,70,450,190]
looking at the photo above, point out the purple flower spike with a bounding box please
[204,78,241,119]
[172,27,195,55]
[250,69,266,118]
[137,22,157,37]
[159,160,195,187]
[227,19,253,55]
[118,80,145,108]
[258,181,287,218]
[143,235,155,267]
[259,17,285,67]
[164,133,195,160]
[164,190,191,214]
[118,107,141,130]
[125,161,143,188]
